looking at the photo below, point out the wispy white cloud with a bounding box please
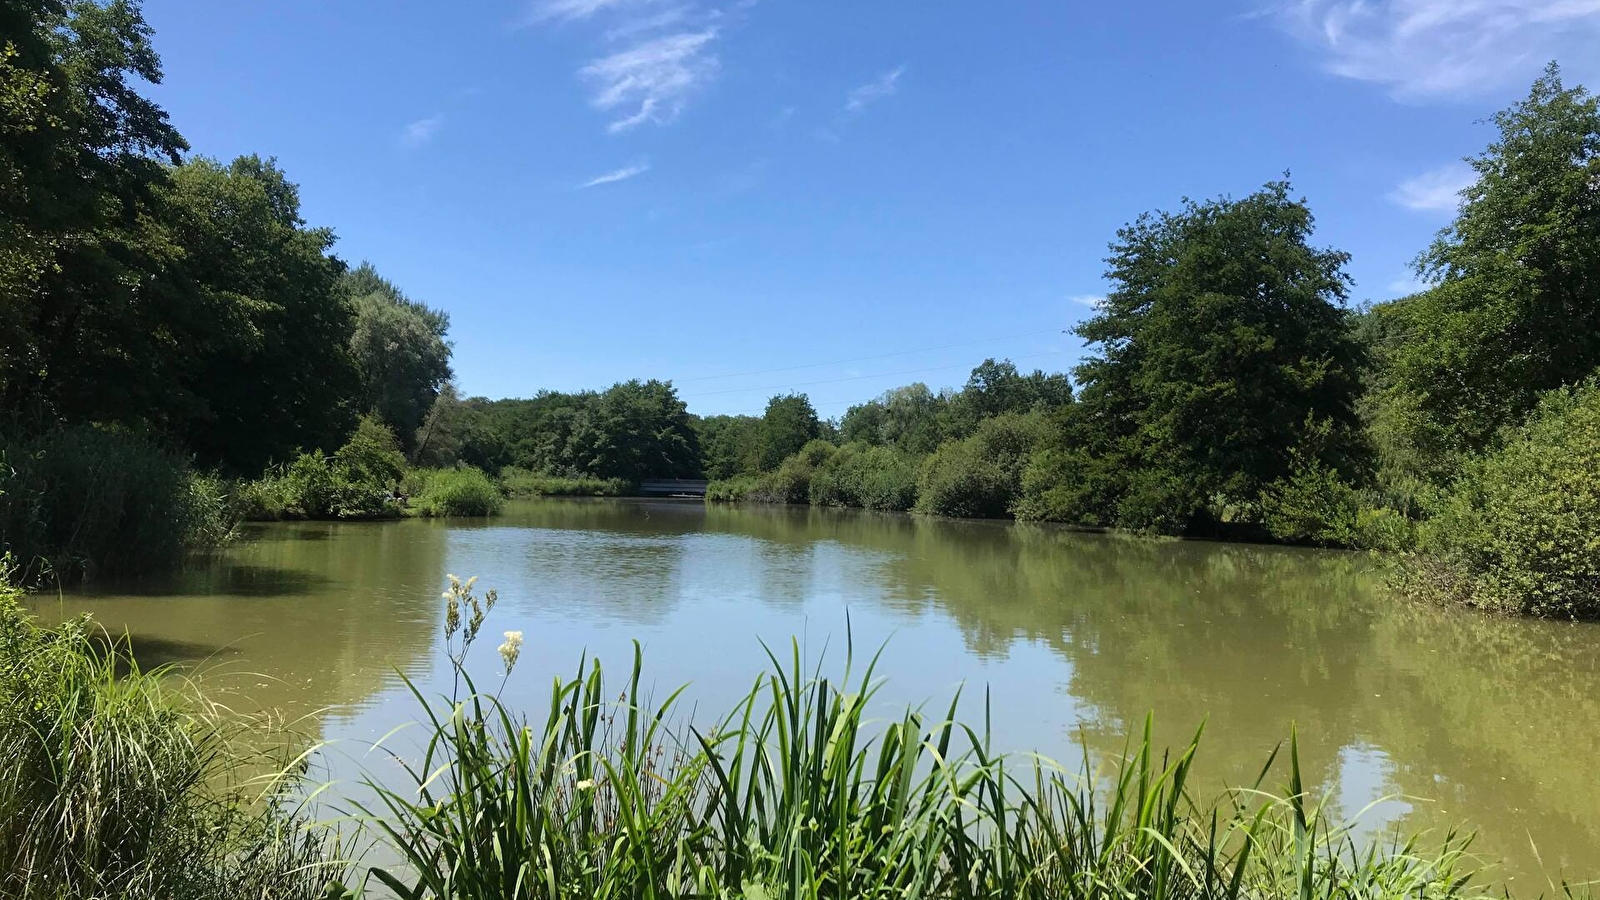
[520,0,748,134]
[578,161,652,188]
[582,29,719,132]
[1390,162,1475,211]
[1271,0,1600,98]
[604,6,695,40]
[845,64,907,112]
[1069,294,1106,309]
[402,114,444,147]
[522,0,638,25]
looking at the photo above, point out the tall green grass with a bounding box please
[408,467,505,517]
[346,577,1555,900]
[0,569,333,899]
[0,425,236,584]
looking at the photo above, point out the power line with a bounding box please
[681,350,1063,400]
[672,328,1062,384]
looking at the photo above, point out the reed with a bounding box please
[348,577,1539,900]
[0,574,334,900]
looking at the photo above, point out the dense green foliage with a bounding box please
[809,442,919,510]
[841,360,1072,454]
[0,578,329,899]
[1404,382,1600,618]
[752,393,821,471]
[0,0,465,576]
[695,412,763,480]
[346,263,454,453]
[455,380,700,482]
[1049,180,1366,534]
[915,412,1046,518]
[500,468,629,498]
[0,425,233,584]
[409,467,504,518]
[238,417,406,520]
[154,156,362,473]
[1366,65,1600,486]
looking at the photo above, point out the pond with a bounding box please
[42,498,1600,882]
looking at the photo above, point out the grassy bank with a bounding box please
[0,570,331,899]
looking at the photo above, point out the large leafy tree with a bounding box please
[1,0,187,420]
[755,393,820,472]
[569,380,701,481]
[944,358,1072,437]
[1367,65,1600,482]
[344,262,453,451]
[695,413,762,479]
[157,156,359,472]
[1068,179,1365,531]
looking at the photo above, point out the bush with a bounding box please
[238,419,407,521]
[500,468,630,497]
[1015,443,1123,526]
[0,426,234,585]
[705,474,761,502]
[1353,504,1418,552]
[0,581,332,899]
[1258,459,1359,547]
[809,443,919,511]
[713,440,838,504]
[914,414,1043,518]
[411,467,504,517]
[336,415,407,487]
[241,452,396,520]
[1405,381,1600,618]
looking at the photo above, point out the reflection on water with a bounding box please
[43,499,1600,883]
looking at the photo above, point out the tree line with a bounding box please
[2,2,1597,617]
[693,65,1600,618]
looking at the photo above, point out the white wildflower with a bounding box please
[498,630,524,673]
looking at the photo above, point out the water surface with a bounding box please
[45,499,1600,882]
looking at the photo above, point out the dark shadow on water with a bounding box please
[72,563,329,600]
[79,631,238,675]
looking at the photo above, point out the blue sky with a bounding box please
[142,0,1600,418]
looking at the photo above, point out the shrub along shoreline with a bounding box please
[0,570,1591,900]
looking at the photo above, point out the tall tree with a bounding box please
[344,262,453,450]
[695,413,762,479]
[1070,179,1365,531]
[157,156,358,472]
[1,0,187,420]
[412,382,466,468]
[571,380,701,481]
[1367,65,1600,482]
[756,393,820,471]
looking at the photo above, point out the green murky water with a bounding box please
[43,499,1600,881]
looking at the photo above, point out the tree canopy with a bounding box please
[1057,179,1366,531]
[1366,64,1600,483]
